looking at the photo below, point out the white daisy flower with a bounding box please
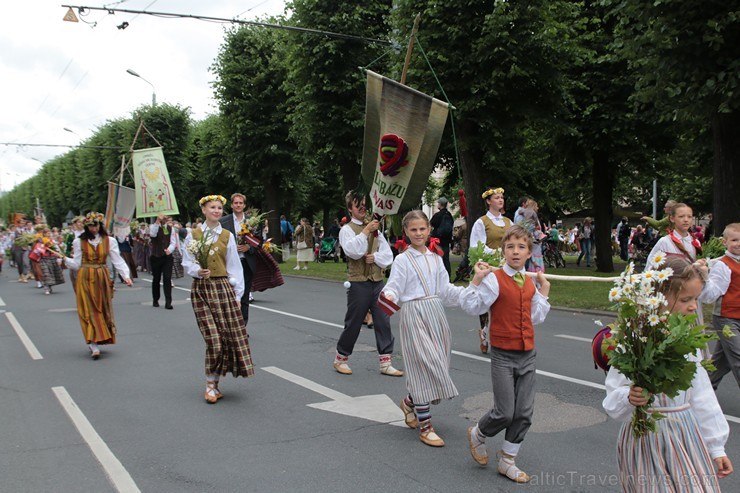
[651,252,666,268]
[646,296,662,309]
[656,268,673,283]
[648,314,660,326]
[609,287,622,301]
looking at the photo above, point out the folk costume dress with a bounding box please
[603,352,729,493]
[382,247,464,405]
[65,235,130,345]
[181,223,254,378]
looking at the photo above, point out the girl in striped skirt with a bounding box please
[382,210,466,447]
[181,195,254,404]
[603,258,733,491]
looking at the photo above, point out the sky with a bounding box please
[0,0,287,191]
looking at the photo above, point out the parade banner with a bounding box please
[104,182,136,242]
[361,70,449,216]
[132,147,179,218]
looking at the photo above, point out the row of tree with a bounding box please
[2,0,737,272]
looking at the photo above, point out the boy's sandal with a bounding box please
[497,455,530,483]
[399,399,418,429]
[419,427,445,447]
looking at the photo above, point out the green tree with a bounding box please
[603,0,740,234]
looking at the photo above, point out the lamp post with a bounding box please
[126,68,157,106]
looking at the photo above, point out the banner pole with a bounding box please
[400,14,421,85]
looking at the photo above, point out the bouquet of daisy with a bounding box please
[186,229,219,268]
[604,252,717,438]
[467,241,504,268]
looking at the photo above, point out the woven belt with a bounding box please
[80,263,106,269]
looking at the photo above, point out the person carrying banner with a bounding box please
[57,212,132,359]
[149,214,176,309]
[333,190,403,377]
[219,193,257,325]
[182,195,254,404]
[469,187,512,354]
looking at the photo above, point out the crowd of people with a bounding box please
[0,188,737,490]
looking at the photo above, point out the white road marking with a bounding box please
[0,295,5,306]
[52,386,140,493]
[555,334,593,343]
[138,279,740,425]
[262,366,405,426]
[5,312,43,360]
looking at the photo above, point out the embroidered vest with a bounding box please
[488,269,536,351]
[191,229,231,277]
[150,226,171,257]
[346,222,384,282]
[481,215,512,250]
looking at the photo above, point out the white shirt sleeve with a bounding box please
[107,237,130,279]
[224,232,245,300]
[181,231,201,279]
[64,238,82,270]
[381,252,408,302]
[690,359,730,459]
[700,259,731,304]
[339,224,368,260]
[469,218,494,254]
[602,367,634,422]
[149,223,159,238]
[460,272,500,316]
[531,289,551,325]
[373,233,393,269]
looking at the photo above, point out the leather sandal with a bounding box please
[213,381,223,400]
[467,427,488,465]
[399,399,418,429]
[333,360,352,375]
[380,364,403,377]
[497,452,530,483]
[419,426,445,447]
[205,382,219,404]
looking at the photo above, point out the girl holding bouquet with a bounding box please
[603,257,733,491]
[38,227,65,294]
[181,195,254,404]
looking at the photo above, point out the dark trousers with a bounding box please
[150,255,173,303]
[337,280,394,357]
[478,347,536,444]
[240,257,254,324]
[619,238,629,261]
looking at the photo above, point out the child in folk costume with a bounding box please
[57,212,132,359]
[647,202,701,265]
[701,222,740,390]
[460,225,551,483]
[603,257,733,491]
[381,210,467,447]
[181,195,254,404]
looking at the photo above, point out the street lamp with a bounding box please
[126,68,157,106]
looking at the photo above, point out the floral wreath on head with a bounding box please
[199,195,227,206]
[33,223,48,232]
[481,187,504,200]
[84,212,105,225]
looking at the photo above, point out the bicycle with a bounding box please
[543,240,566,269]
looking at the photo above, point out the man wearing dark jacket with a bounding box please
[220,193,257,324]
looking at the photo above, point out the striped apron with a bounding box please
[617,392,720,492]
[399,252,458,405]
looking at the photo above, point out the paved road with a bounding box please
[0,269,738,492]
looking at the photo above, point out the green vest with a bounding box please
[191,228,231,277]
[481,215,512,250]
[346,222,384,282]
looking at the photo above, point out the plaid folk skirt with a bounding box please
[40,256,65,286]
[191,277,254,378]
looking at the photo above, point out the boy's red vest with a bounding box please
[489,269,536,351]
[718,256,740,319]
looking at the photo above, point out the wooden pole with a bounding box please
[400,14,421,85]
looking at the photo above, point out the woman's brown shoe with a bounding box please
[399,399,418,429]
[419,427,445,447]
[205,382,218,404]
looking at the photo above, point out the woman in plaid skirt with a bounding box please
[182,195,254,404]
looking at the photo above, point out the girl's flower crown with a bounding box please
[482,187,504,199]
[84,212,105,225]
[199,195,227,206]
